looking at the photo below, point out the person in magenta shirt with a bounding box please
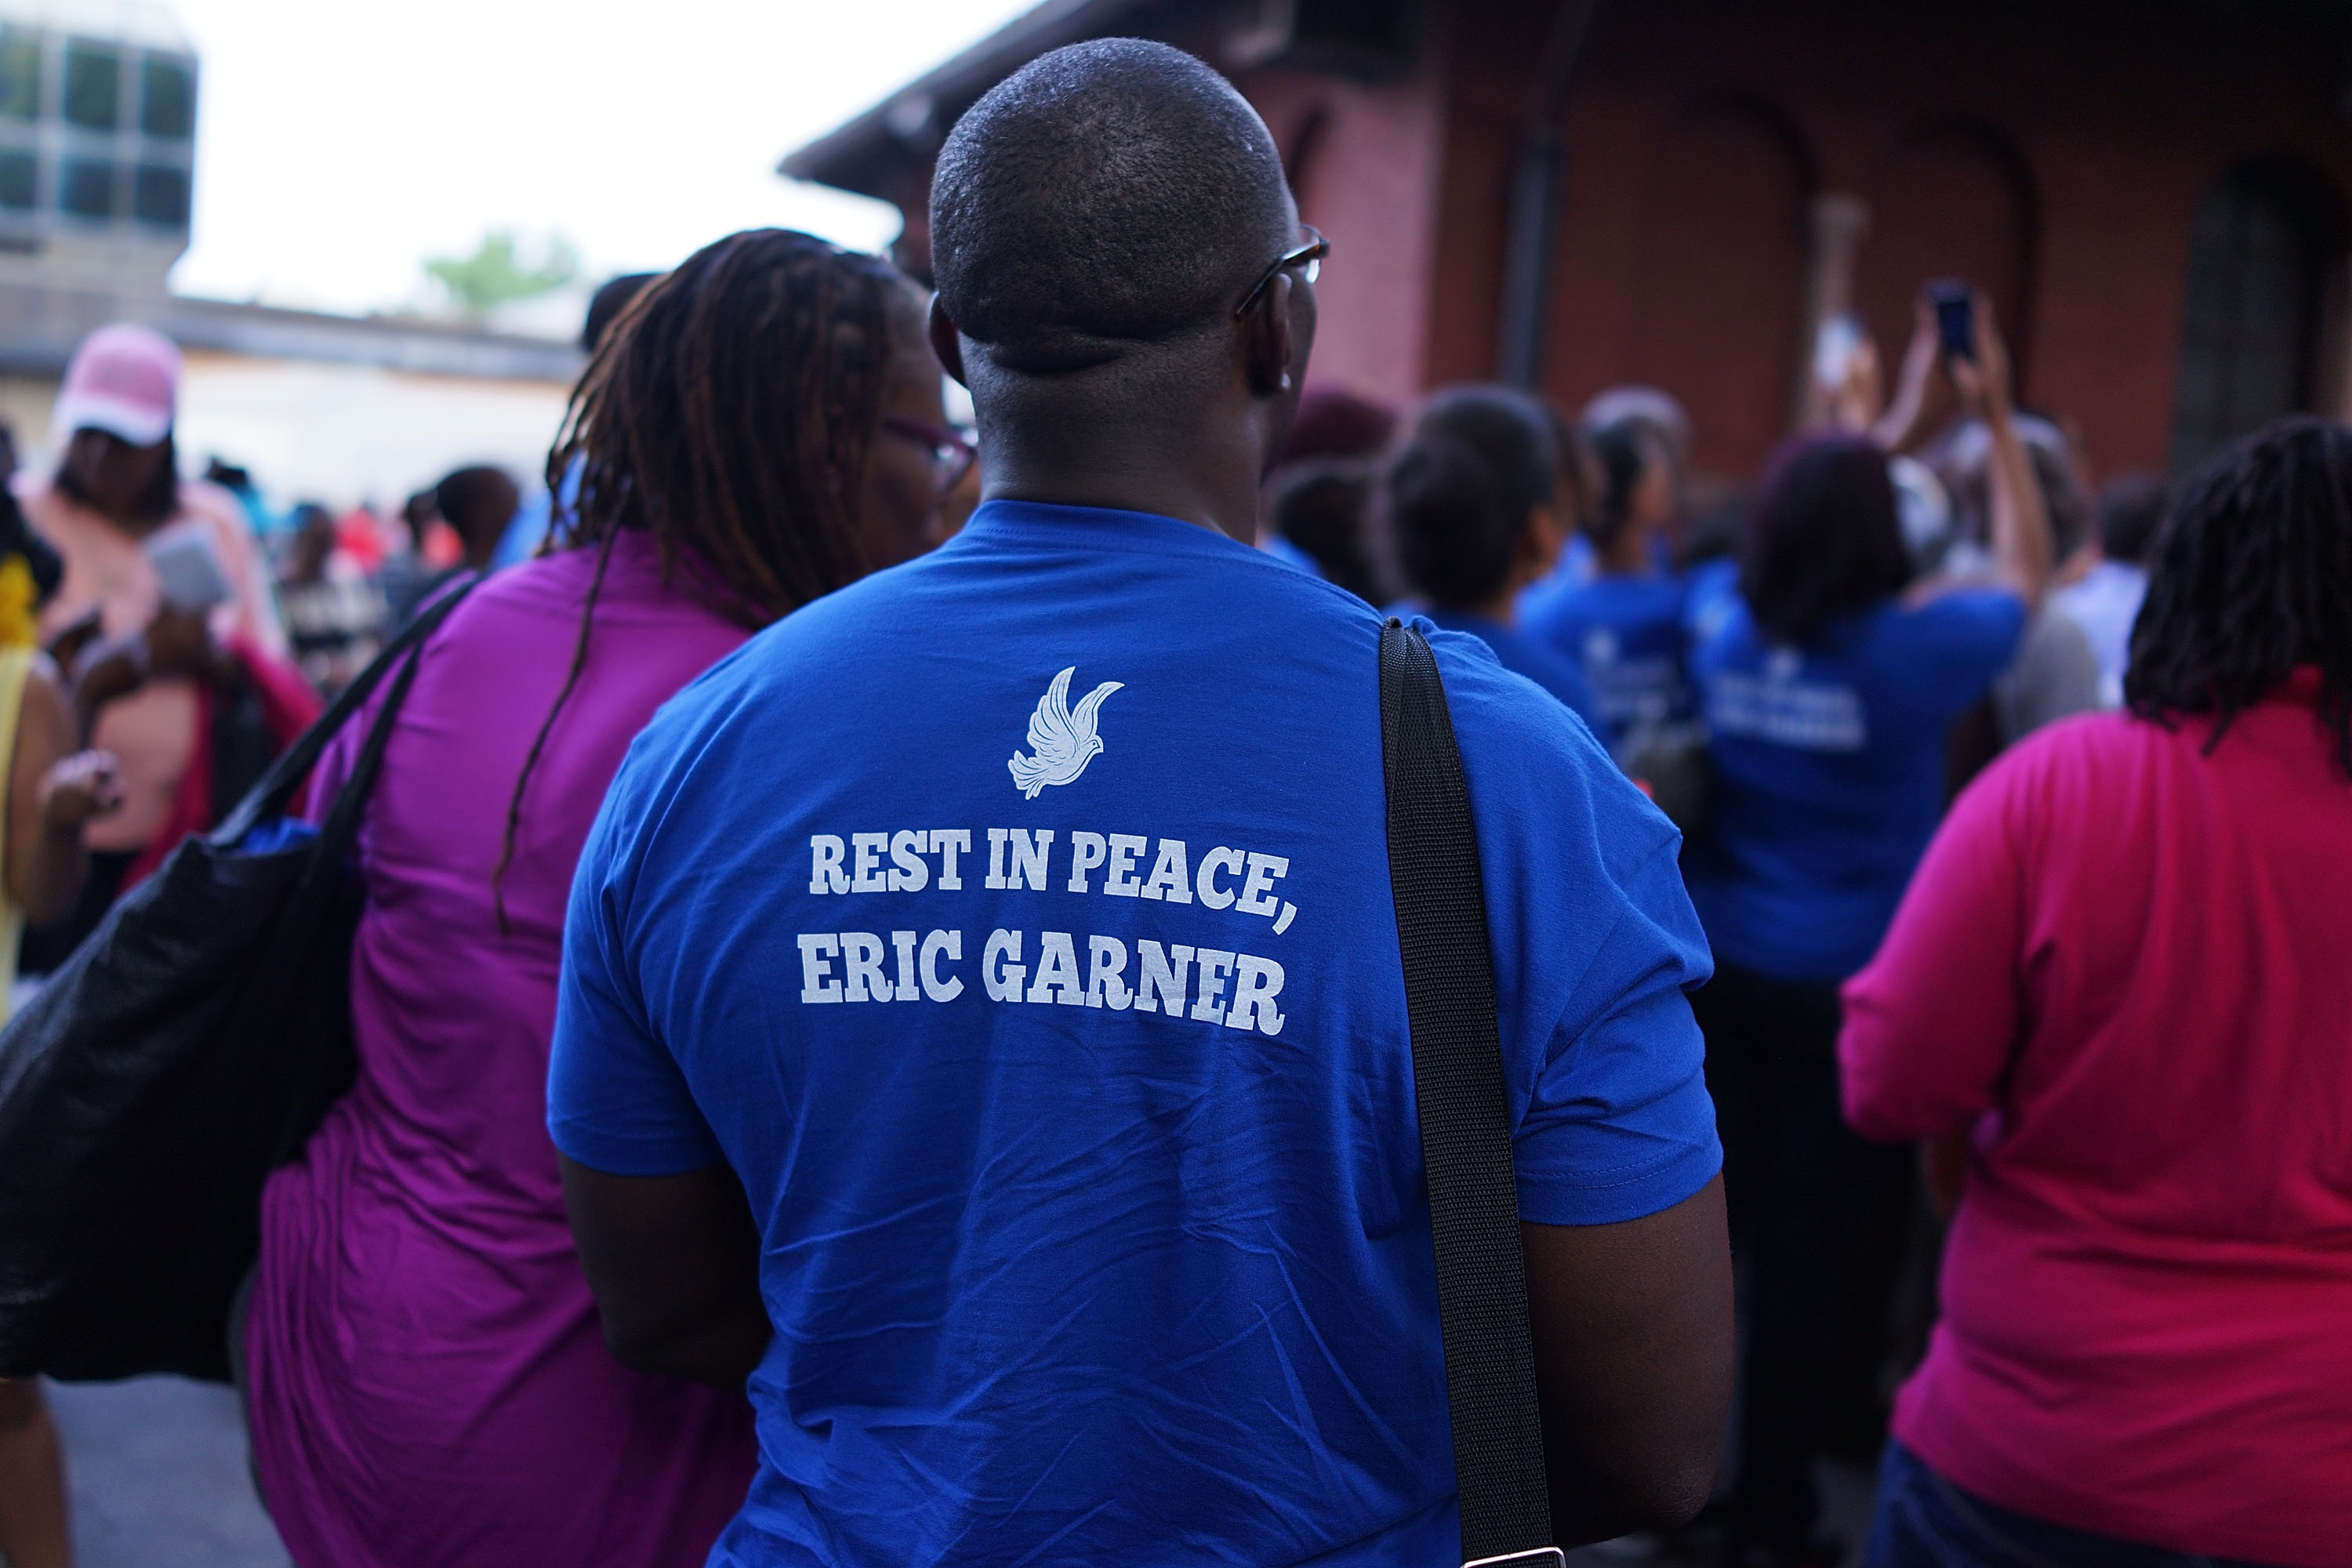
[241,230,959,1568]
[1840,416,2352,1568]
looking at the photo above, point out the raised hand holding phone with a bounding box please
[1944,289,2013,420]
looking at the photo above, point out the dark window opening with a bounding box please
[140,54,191,140]
[62,41,118,131]
[58,156,114,219]
[132,162,187,227]
[0,27,40,121]
[0,150,34,211]
[2169,166,2338,474]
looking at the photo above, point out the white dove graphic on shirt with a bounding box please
[1008,666,1123,798]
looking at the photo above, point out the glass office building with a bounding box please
[0,5,194,246]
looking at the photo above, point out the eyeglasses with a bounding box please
[884,415,978,496]
[1234,225,1328,319]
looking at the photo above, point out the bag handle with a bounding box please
[212,576,478,848]
[1379,618,1560,1568]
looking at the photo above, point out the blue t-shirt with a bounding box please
[1686,587,2026,982]
[1522,572,1696,756]
[550,500,1719,1567]
[1413,605,1604,732]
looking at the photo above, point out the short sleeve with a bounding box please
[1895,587,2027,720]
[547,795,725,1176]
[1513,836,1721,1225]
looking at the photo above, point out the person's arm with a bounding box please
[1947,296,2054,608]
[1526,1177,1732,1541]
[5,662,121,923]
[559,1156,770,1388]
[1870,297,1945,452]
[551,779,757,1385]
[1838,753,2028,1145]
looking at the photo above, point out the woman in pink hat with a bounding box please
[16,322,315,965]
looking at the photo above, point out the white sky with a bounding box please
[164,0,1038,315]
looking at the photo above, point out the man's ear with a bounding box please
[927,296,969,389]
[1242,273,1294,397]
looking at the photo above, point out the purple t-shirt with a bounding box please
[244,532,758,1568]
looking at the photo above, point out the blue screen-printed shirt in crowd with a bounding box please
[1686,586,2026,982]
[1522,572,1698,758]
[550,500,1721,1568]
[1413,605,1604,735]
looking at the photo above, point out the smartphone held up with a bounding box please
[1927,279,1976,362]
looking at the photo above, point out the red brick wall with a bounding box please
[1414,0,2352,487]
[1239,60,1453,411]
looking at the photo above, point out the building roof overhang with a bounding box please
[778,0,1154,201]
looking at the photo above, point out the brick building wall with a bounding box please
[1254,0,2352,490]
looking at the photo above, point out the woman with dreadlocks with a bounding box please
[241,230,962,1568]
[1840,416,2352,1568]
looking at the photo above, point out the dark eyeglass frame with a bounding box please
[884,415,978,496]
[1234,225,1329,320]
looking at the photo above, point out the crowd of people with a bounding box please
[0,34,2342,1568]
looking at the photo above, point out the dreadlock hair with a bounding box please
[2125,415,2352,779]
[492,228,924,929]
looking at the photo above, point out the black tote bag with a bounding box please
[0,578,473,1382]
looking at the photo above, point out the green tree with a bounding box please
[423,230,580,318]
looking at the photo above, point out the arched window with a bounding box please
[1856,122,2038,390]
[2169,163,2346,474]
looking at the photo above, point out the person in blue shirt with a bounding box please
[1523,419,1697,762]
[549,39,1731,1568]
[1682,300,2053,1566]
[1381,384,1606,731]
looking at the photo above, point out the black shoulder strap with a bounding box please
[212,574,479,847]
[1379,618,1559,1568]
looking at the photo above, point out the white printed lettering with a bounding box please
[1142,838,1192,903]
[1066,831,1108,893]
[932,829,971,890]
[982,929,1025,1000]
[920,929,964,1002]
[1085,935,1133,1011]
[851,833,888,893]
[891,930,920,1001]
[809,836,848,895]
[1189,949,1236,1022]
[841,932,889,1001]
[1236,852,1289,916]
[1102,834,1147,897]
[797,933,843,1002]
[1134,940,1193,1014]
[1226,954,1287,1036]
[1196,848,1244,910]
[888,831,930,892]
[1027,930,1084,1006]
[1007,829,1055,891]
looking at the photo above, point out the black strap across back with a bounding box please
[1379,617,1561,1568]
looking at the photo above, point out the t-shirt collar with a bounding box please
[950,499,1262,564]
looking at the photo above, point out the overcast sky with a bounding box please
[165,0,1036,314]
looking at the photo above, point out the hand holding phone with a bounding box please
[1926,279,1975,361]
[143,521,234,615]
